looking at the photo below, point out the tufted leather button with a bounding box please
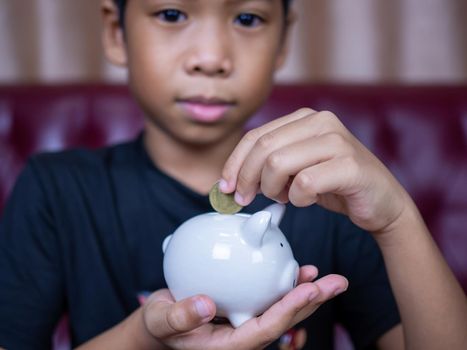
[89,90,144,147]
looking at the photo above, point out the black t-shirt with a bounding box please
[0,136,400,350]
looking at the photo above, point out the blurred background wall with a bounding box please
[0,0,466,84]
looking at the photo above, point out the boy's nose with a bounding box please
[184,33,233,77]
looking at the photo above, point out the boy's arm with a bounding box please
[220,108,467,350]
[374,195,467,349]
[77,267,348,350]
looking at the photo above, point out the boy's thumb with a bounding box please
[144,295,216,339]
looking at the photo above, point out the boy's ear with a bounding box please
[275,10,297,71]
[101,0,127,67]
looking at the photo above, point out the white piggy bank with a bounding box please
[162,203,299,327]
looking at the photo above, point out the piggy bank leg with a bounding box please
[228,313,254,328]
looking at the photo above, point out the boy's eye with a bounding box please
[234,13,264,28]
[154,9,187,23]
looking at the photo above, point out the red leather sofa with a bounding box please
[1,85,466,349]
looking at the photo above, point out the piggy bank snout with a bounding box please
[279,260,299,295]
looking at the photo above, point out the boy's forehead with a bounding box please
[123,0,288,10]
[136,0,277,4]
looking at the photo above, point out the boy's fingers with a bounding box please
[259,133,346,202]
[297,265,319,284]
[234,282,319,348]
[264,274,347,327]
[220,108,315,194]
[291,274,348,325]
[145,288,176,303]
[233,115,322,204]
[236,274,347,349]
[225,111,345,206]
[288,158,358,208]
[144,294,216,340]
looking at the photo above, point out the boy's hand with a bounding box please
[221,108,409,234]
[143,266,347,350]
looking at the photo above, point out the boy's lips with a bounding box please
[178,97,234,123]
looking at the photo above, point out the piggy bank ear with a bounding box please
[241,211,271,248]
[263,203,286,226]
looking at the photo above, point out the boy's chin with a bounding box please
[176,132,237,148]
[173,123,242,147]
[144,112,246,148]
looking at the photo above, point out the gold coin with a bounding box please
[209,181,243,214]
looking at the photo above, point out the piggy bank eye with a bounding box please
[280,242,284,247]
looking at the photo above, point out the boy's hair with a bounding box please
[114,0,293,27]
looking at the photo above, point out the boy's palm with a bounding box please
[143,266,347,350]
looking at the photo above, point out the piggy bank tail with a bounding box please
[162,234,173,253]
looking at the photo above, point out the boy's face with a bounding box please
[103,0,289,146]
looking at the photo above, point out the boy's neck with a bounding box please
[143,121,244,195]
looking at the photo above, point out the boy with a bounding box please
[0,0,466,349]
